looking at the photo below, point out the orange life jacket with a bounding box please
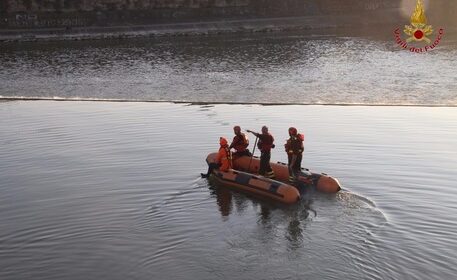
[217,146,232,171]
[231,133,249,152]
[285,134,304,155]
[258,133,274,152]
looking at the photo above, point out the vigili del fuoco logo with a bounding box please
[394,0,444,53]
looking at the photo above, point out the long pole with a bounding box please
[248,135,258,172]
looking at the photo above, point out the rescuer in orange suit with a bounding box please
[201,137,232,178]
[284,127,304,182]
[229,125,251,157]
[247,126,275,178]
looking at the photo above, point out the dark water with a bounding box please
[1,31,457,105]
[1,101,456,279]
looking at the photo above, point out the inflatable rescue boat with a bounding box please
[232,155,341,193]
[206,153,300,204]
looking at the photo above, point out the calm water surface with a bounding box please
[1,101,456,279]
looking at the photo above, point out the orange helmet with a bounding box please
[220,137,228,146]
[288,127,297,136]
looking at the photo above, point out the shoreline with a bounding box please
[1,96,455,107]
[0,11,401,43]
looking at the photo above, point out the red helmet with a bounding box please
[220,137,228,146]
[288,127,298,136]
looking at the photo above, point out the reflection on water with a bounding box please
[1,30,457,105]
[1,101,456,279]
[209,180,317,250]
[210,184,233,218]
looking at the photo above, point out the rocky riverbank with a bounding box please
[0,10,402,42]
[0,0,405,42]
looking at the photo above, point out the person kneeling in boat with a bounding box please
[201,137,233,178]
[247,126,275,179]
[285,127,304,183]
[229,125,251,157]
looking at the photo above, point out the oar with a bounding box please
[248,133,258,172]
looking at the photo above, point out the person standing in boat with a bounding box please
[247,126,275,179]
[229,126,251,157]
[201,137,232,178]
[284,127,304,183]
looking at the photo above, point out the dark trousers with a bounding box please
[259,151,273,175]
[288,154,302,178]
[205,163,220,176]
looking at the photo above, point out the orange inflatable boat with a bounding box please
[232,155,341,193]
[206,153,300,204]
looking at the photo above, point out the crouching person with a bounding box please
[201,137,232,178]
[229,125,251,157]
